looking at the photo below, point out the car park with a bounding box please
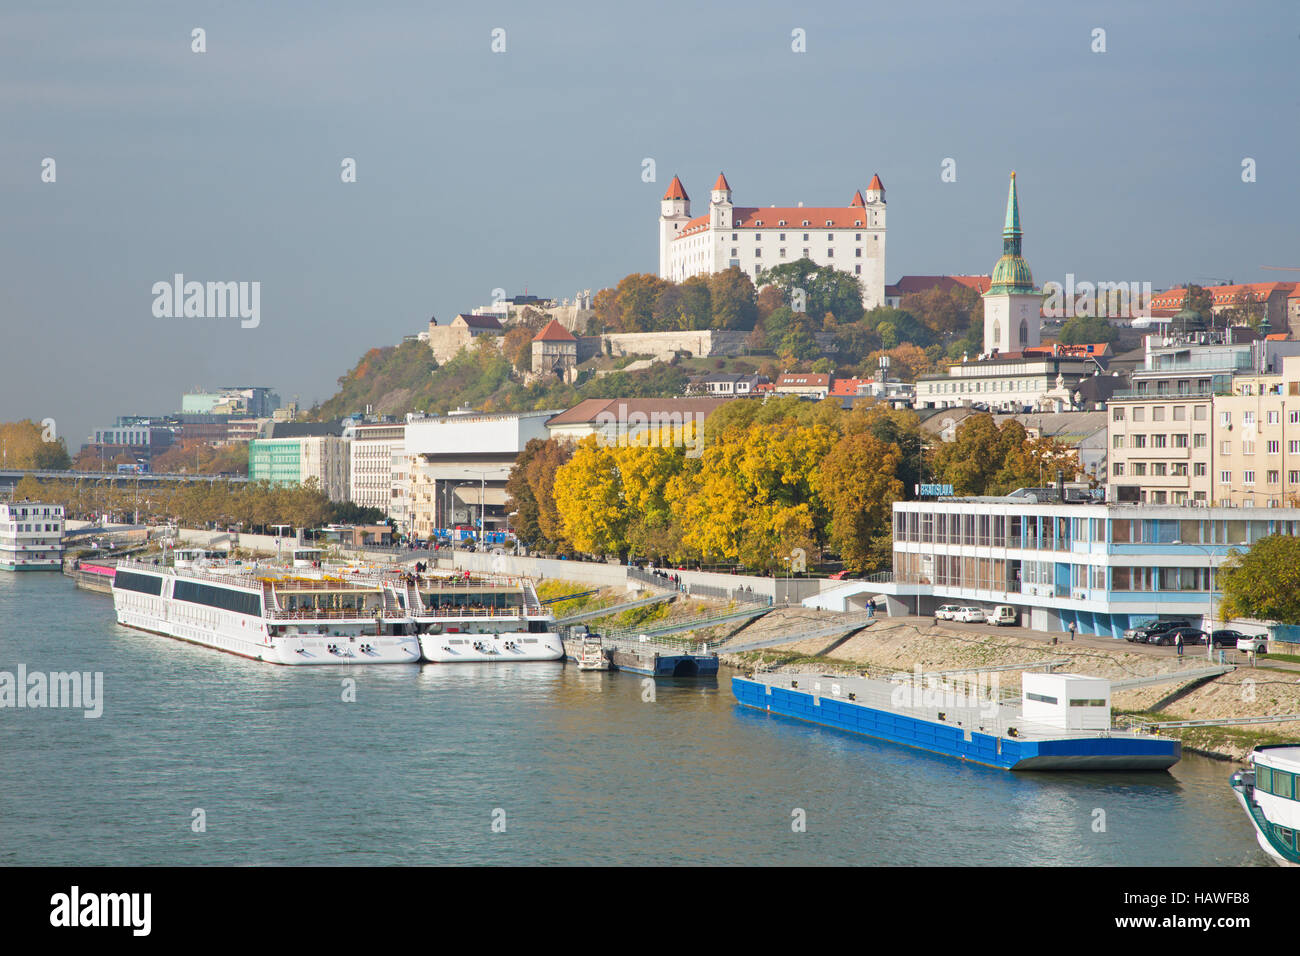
[1209,629,1247,647]
[985,605,1018,626]
[1124,619,1191,643]
[1237,635,1269,655]
[934,605,961,622]
[1150,627,1206,647]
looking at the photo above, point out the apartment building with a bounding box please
[347,422,405,518]
[1107,330,1300,504]
[1212,355,1300,507]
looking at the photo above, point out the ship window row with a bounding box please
[173,580,262,617]
[1257,765,1296,800]
[115,570,164,596]
[894,512,1300,548]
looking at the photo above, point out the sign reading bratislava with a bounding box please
[918,483,955,497]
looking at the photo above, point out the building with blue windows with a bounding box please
[882,489,1300,637]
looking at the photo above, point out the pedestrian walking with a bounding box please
[1175,631,1184,657]
[1068,621,1076,642]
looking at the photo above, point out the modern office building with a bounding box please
[881,490,1299,637]
[347,422,405,517]
[248,423,350,502]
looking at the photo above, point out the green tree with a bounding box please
[758,258,864,325]
[707,267,758,330]
[1218,535,1300,625]
[1058,314,1118,345]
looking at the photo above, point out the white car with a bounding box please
[934,604,961,621]
[1237,635,1268,655]
[951,607,984,623]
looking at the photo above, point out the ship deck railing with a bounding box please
[267,608,409,621]
[750,672,1165,742]
[412,605,549,619]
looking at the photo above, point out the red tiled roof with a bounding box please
[675,207,873,239]
[886,275,991,297]
[850,190,866,207]
[1266,333,1290,341]
[867,173,884,192]
[713,172,731,192]
[830,377,868,396]
[533,319,576,342]
[1149,282,1297,309]
[662,176,688,201]
[775,373,830,388]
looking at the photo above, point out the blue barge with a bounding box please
[732,671,1180,771]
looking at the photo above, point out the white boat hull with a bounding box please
[418,631,563,663]
[114,599,421,666]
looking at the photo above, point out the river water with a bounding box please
[0,573,1268,866]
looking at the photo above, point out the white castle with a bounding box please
[658,171,886,307]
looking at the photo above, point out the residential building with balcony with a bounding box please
[1212,355,1300,507]
[0,501,65,571]
[1107,330,1300,504]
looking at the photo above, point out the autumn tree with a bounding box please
[820,432,904,572]
[902,285,981,342]
[931,414,1080,496]
[707,267,758,330]
[502,325,535,372]
[506,438,574,551]
[1219,535,1300,625]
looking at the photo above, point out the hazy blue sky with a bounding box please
[2,0,1297,449]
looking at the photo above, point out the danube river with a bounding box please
[0,574,1268,866]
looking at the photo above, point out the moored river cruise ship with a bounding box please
[1231,746,1300,866]
[109,557,560,665]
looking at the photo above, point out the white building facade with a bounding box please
[348,422,405,520]
[658,172,886,308]
[0,501,65,571]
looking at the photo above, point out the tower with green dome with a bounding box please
[983,171,1042,356]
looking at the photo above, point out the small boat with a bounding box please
[575,633,610,671]
[1231,746,1300,866]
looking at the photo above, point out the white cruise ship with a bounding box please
[410,573,562,662]
[1231,745,1300,866]
[111,558,421,664]
[0,501,65,571]
[110,557,561,665]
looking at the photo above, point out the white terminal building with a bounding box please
[658,171,887,308]
[874,489,1300,640]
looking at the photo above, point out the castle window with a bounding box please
[780,249,787,258]
[803,248,809,257]
[732,233,737,241]
[731,249,737,256]
[827,248,834,257]
[755,233,761,240]
[855,222,862,227]
[855,249,862,257]
[779,233,786,240]
[755,248,761,257]
[826,222,833,228]
[856,233,862,240]
[778,220,786,226]
[855,265,861,275]
[802,221,810,227]
[755,221,763,226]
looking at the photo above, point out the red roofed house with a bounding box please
[885,275,991,307]
[531,319,579,379]
[773,372,831,399]
[1148,282,1296,333]
[658,171,887,308]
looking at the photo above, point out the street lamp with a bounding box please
[781,555,792,605]
[1174,540,1220,662]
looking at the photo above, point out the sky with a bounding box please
[2,0,1298,449]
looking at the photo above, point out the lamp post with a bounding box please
[781,555,791,605]
[1174,539,1219,662]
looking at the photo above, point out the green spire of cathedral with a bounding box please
[988,171,1035,295]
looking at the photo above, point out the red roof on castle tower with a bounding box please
[713,172,731,191]
[534,319,576,342]
[662,176,688,201]
[867,173,884,192]
[849,190,866,207]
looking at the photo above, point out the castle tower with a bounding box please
[982,171,1040,356]
[709,172,733,231]
[659,175,691,280]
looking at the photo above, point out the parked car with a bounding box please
[985,605,1018,626]
[934,604,962,622]
[1237,635,1269,655]
[1150,627,1206,647]
[1124,619,1191,643]
[951,606,984,623]
[1209,629,1247,648]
